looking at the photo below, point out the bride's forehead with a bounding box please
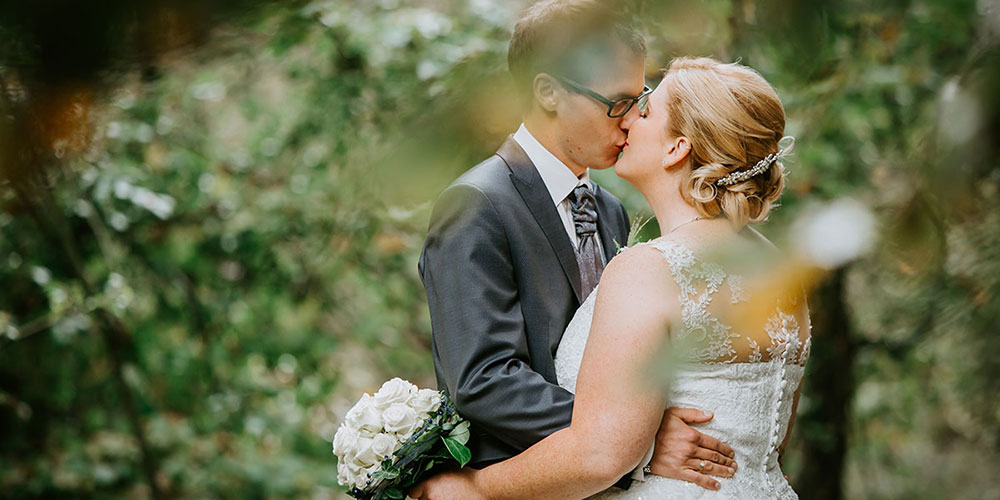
[652,81,669,98]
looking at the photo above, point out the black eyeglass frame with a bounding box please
[553,75,652,118]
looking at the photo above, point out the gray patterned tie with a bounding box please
[568,184,604,299]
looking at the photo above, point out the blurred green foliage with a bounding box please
[1,0,998,499]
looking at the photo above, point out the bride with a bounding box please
[412,56,810,500]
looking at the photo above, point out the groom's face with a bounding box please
[554,45,646,172]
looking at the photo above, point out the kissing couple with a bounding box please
[412,0,808,498]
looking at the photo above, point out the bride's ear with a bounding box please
[662,136,692,170]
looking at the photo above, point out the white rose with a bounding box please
[332,424,360,458]
[408,388,442,417]
[370,432,399,463]
[337,461,355,488]
[351,434,379,467]
[345,394,383,433]
[374,378,417,410]
[347,461,370,488]
[382,403,419,438]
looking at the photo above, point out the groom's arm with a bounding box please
[420,182,574,451]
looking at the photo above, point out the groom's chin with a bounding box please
[594,153,621,170]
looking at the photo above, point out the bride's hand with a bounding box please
[646,407,738,491]
[409,470,486,500]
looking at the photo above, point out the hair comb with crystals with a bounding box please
[716,136,795,187]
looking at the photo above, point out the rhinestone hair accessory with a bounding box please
[716,136,795,187]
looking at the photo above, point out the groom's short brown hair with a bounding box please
[507,0,646,107]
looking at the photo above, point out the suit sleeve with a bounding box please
[419,182,574,451]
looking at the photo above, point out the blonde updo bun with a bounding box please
[662,57,788,226]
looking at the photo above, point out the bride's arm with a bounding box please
[413,247,679,500]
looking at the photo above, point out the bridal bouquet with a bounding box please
[333,378,471,500]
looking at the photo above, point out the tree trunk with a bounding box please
[792,268,854,499]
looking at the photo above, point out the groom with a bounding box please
[418,0,736,491]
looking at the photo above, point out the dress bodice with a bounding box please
[554,239,810,499]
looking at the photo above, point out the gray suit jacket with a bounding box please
[418,137,630,470]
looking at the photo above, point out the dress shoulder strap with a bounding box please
[637,238,726,294]
[632,238,740,363]
[638,239,697,275]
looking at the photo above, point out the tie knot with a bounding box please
[568,184,598,235]
[569,184,596,209]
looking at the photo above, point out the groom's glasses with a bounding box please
[554,75,652,118]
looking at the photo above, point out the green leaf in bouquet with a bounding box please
[384,487,405,499]
[442,437,472,468]
[372,467,400,481]
[447,420,470,445]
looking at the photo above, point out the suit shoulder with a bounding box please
[448,154,513,196]
[429,155,513,223]
[595,182,626,209]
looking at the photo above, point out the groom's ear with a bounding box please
[533,73,560,113]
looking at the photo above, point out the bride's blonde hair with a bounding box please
[661,57,788,226]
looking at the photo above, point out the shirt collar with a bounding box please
[513,123,592,207]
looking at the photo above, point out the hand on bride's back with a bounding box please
[648,407,738,491]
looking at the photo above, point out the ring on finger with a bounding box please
[699,460,707,471]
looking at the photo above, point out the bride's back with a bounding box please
[628,231,809,499]
[646,228,810,366]
[557,229,810,499]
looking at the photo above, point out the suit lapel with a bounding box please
[497,137,584,303]
[593,184,625,261]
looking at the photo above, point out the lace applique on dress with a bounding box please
[728,275,748,304]
[641,239,810,365]
[747,337,763,363]
[796,319,813,366]
[647,240,741,363]
[765,312,801,363]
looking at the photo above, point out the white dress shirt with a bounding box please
[513,124,606,263]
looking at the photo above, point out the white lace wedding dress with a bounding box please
[554,239,810,499]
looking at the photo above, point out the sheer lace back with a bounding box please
[554,236,811,499]
[641,239,811,366]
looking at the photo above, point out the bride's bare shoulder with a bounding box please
[595,243,681,318]
[605,242,674,275]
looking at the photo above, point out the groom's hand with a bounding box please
[647,407,738,491]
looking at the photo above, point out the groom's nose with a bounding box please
[619,105,641,131]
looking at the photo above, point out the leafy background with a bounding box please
[1,0,997,499]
